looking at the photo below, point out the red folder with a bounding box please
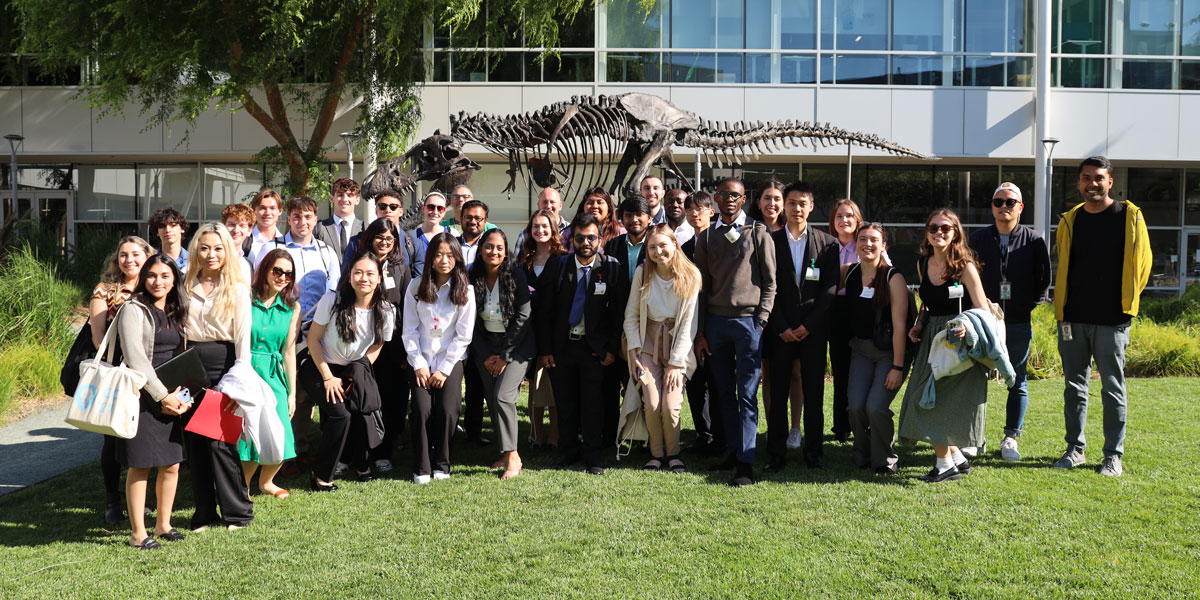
[183,389,243,444]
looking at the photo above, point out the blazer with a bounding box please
[603,234,648,277]
[536,253,627,359]
[314,216,367,266]
[344,230,416,279]
[471,268,536,363]
[767,225,840,339]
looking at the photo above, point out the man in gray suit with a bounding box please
[314,177,367,267]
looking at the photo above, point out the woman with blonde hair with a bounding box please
[623,224,701,474]
[181,222,255,530]
[89,235,153,524]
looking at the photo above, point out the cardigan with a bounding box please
[621,264,699,379]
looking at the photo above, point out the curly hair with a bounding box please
[469,229,518,324]
[332,253,390,345]
[919,208,977,282]
[220,203,254,227]
[520,209,567,270]
[332,178,360,196]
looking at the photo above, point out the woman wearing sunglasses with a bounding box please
[237,249,300,498]
[898,209,990,483]
[409,191,453,277]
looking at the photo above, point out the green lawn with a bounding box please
[1,378,1198,598]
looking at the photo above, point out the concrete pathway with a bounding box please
[0,400,100,497]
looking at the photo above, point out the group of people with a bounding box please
[86,156,1149,548]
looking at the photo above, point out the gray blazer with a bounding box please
[314,216,366,266]
[470,268,535,363]
[115,299,177,402]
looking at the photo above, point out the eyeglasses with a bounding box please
[424,204,447,213]
[270,266,294,280]
[461,214,485,222]
[925,223,954,235]
[715,191,745,201]
[377,202,401,211]
[992,198,1021,209]
[573,233,600,244]
[374,235,396,244]
[449,194,473,201]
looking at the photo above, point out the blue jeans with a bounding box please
[706,315,763,464]
[1004,321,1032,438]
[1058,322,1130,458]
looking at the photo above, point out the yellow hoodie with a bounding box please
[1054,200,1152,321]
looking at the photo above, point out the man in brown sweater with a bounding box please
[694,177,777,487]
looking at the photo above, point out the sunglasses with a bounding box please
[377,202,401,211]
[374,235,396,244]
[270,266,294,280]
[573,233,600,244]
[715,191,745,201]
[925,223,955,235]
[992,198,1021,208]
[424,204,447,213]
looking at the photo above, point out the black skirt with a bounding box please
[117,398,184,468]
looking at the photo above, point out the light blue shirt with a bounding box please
[626,235,645,282]
[283,232,338,320]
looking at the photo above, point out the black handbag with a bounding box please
[60,323,97,396]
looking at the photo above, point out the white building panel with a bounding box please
[1106,92,1179,162]
[92,107,163,154]
[21,89,91,154]
[415,85,451,139]
[890,88,965,158]
[743,87,817,127]
[164,99,232,154]
[0,89,23,140]
[521,85,594,113]
[962,89,1034,158]
[1178,95,1200,160]
[232,91,282,152]
[1049,90,1108,159]
[815,88,894,158]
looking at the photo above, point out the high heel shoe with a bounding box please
[310,476,338,492]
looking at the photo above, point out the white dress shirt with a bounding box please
[249,226,280,268]
[786,224,809,282]
[312,291,394,365]
[673,222,694,246]
[401,278,476,375]
[480,281,506,333]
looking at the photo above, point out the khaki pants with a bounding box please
[639,319,684,458]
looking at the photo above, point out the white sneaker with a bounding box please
[333,461,349,477]
[375,459,394,473]
[960,446,979,458]
[413,474,431,485]
[432,470,451,480]
[1000,437,1021,462]
[785,429,803,449]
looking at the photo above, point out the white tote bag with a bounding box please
[65,306,147,439]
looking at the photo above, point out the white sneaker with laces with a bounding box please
[375,459,394,473]
[1000,437,1021,461]
[432,470,451,480]
[413,474,431,485]
[785,429,803,449]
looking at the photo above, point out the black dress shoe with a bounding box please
[104,502,124,524]
[956,459,972,476]
[730,463,755,487]
[921,466,962,483]
[805,454,826,470]
[586,466,605,476]
[764,458,786,473]
[310,476,339,492]
[709,454,737,471]
[874,464,899,475]
[833,431,851,443]
[356,471,376,483]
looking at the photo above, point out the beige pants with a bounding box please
[640,319,684,458]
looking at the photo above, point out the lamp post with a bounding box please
[340,131,357,181]
[1041,137,1060,239]
[4,134,23,218]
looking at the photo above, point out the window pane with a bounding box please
[544,52,595,82]
[717,0,744,49]
[877,226,926,282]
[893,0,946,51]
[1182,61,1200,89]
[523,52,542,82]
[77,166,136,221]
[821,0,888,50]
[559,5,595,47]
[716,53,742,82]
[746,53,773,83]
[1123,0,1178,55]
[666,52,717,82]
[964,0,1007,52]
[1057,0,1107,53]
[781,0,817,49]
[745,0,773,49]
[1059,57,1105,87]
[1122,60,1174,89]
[204,166,263,218]
[604,52,663,82]
[1185,169,1200,225]
[138,165,200,224]
[781,55,817,83]
[1149,229,1182,288]
[1007,56,1034,86]
[933,167,998,225]
[892,55,943,85]
[1009,0,1034,52]
[821,54,888,84]
[803,163,866,211]
[671,0,716,48]
[430,51,450,82]
[490,52,523,82]
[863,166,933,224]
[1127,167,1181,226]
[1184,0,1200,55]
[451,52,487,82]
[606,0,664,48]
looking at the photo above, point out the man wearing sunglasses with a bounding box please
[536,213,628,475]
[967,182,1051,463]
[693,177,777,487]
[341,190,416,275]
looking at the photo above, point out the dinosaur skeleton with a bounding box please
[363,92,930,206]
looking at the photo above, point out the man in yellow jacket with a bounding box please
[1053,156,1152,478]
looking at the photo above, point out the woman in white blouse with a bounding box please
[622,224,700,474]
[303,253,394,492]
[181,222,253,532]
[402,232,475,485]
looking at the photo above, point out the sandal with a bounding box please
[666,456,687,474]
[130,536,161,550]
[272,489,290,499]
[643,458,663,472]
[155,529,186,542]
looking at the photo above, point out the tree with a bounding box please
[13,0,593,196]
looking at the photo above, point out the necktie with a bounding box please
[568,266,591,328]
[339,221,349,254]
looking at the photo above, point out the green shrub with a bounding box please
[1138,284,1200,326]
[1026,303,1061,379]
[0,341,63,419]
[1126,321,1200,377]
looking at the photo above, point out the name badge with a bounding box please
[947,282,964,299]
[999,281,1012,300]
[859,286,875,299]
[449,225,463,237]
[431,317,443,338]
[724,228,741,243]
[384,274,396,290]
[594,282,607,295]
[1060,322,1073,341]
[806,267,821,281]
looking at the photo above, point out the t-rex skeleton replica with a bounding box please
[362,92,929,206]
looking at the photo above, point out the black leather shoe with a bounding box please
[805,454,826,470]
[956,459,972,476]
[310,476,339,492]
[875,464,899,475]
[833,431,851,443]
[764,458,786,473]
[356,471,376,483]
[104,502,124,524]
[709,454,737,471]
[586,466,605,476]
[921,466,962,483]
[730,463,755,487]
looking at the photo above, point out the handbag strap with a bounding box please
[94,303,128,364]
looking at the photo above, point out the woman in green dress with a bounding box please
[238,248,300,498]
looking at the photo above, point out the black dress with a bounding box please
[116,307,184,468]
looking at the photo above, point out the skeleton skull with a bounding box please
[361,132,481,199]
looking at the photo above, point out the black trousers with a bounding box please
[550,341,608,468]
[685,361,724,447]
[411,362,464,476]
[184,341,252,528]
[766,335,828,462]
[829,298,853,437]
[101,435,121,502]
[462,355,489,440]
[370,342,412,461]
[312,397,371,481]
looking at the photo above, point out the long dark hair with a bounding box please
[746,179,785,228]
[132,254,187,332]
[416,233,470,306]
[359,218,405,269]
[469,229,517,324]
[575,187,622,246]
[520,209,567,270]
[252,248,297,310]
[332,253,390,345]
